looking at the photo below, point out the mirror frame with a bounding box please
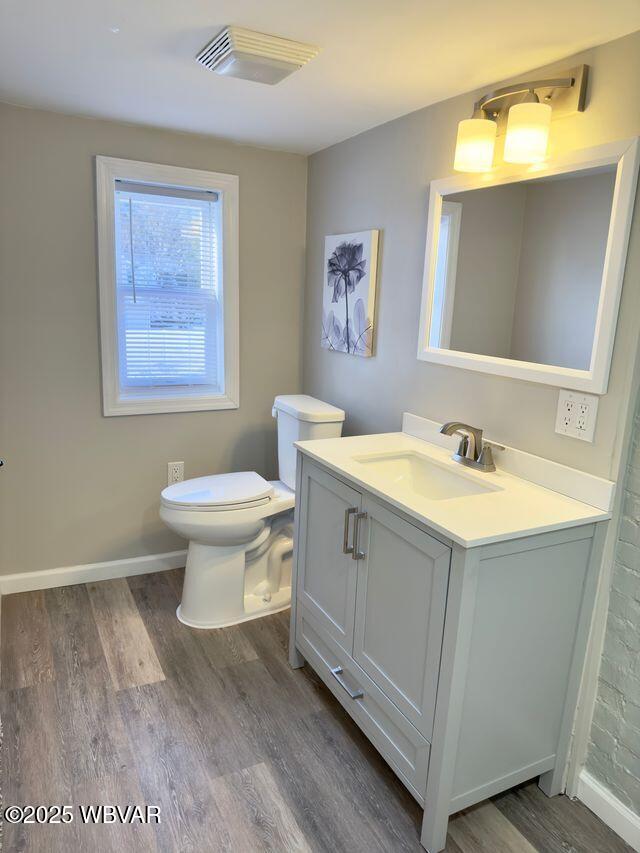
[417,138,640,393]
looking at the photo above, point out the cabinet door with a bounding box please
[353,496,450,738]
[296,460,362,654]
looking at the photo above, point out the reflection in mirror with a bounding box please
[430,166,616,371]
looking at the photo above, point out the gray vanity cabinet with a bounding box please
[289,454,606,853]
[293,459,445,797]
[295,462,361,654]
[353,495,450,739]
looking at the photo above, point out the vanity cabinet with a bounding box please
[296,461,449,734]
[294,460,449,796]
[290,454,606,853]
[352,496,449,739]
[295,463,361,653]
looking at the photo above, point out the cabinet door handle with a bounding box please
[352,511,367,561]
[330,666,364,700]
[343,507,357,554]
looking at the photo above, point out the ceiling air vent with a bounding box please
[196,26,320,85]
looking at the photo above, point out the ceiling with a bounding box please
[1,1,639,154]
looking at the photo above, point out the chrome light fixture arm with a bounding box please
[473,75,576,120]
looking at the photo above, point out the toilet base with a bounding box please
[176,586,291,630]
[177,528,293,629]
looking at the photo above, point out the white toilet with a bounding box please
[160,395,345,629]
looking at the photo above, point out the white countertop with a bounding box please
[295,431,610,548]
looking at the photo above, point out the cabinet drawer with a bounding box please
[296,606,429,803]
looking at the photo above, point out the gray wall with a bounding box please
[446,172,614,369]
[448,185,526,359]
[302,31,640,481]
[510,170,615,370]
[587,406,640,812]
[0,102,307,575]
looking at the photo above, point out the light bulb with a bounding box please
[453,118,496,172]
[504,101,551,164]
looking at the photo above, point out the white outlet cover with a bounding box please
[167,461,185,485]
[555,390,599,443]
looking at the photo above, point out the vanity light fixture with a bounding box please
[504,93,552,164]
[453,118,497,172]
[453,65,588,172]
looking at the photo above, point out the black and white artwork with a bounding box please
[322,230,379,357]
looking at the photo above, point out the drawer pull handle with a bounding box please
[343,507,357,554]
[330,666,364,700]
[352,511,367,561]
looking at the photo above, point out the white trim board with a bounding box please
[577,771,640,851]
[402,412,615,512]
[0,550,187,596]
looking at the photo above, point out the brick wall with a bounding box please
[586,412,640,812]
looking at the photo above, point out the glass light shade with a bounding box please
[504,101,552,164]
[453,119,496,172]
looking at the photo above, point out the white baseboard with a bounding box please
[0,550,187,595]
[577,770,640,851]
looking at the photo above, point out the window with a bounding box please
[428,201,462,349]
[96,157,239,415]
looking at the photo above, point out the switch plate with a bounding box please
[555,390,598,442]
[167,461,184,485]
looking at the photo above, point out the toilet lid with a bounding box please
[161,471,274,510]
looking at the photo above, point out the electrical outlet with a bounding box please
[555,390,598,442]
[167,461,184,485]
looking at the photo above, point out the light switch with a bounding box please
[555,389,598,442]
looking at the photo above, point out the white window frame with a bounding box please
[96,156,239,416]
[428,201,462,349]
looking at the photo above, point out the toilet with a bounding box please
[160,395,345,629]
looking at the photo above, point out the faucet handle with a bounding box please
[456,434,470,458]
[476,444,495,472]
[483,440,505,452]
[477,441,504,472]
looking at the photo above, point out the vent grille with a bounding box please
[196,26,319,82]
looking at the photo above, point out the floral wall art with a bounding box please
[322,230,379,357]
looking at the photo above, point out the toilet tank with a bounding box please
[272,395,345,491]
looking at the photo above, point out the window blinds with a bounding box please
[114,185,222,392]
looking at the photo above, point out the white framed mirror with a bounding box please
[417,138,640,393]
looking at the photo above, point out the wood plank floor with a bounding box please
[0,569,632,853]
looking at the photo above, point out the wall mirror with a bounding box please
[417,139,639,393]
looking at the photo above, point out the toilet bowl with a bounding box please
[160,395,345,628]
[161,475,295,628]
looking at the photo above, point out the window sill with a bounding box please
[103,391,239,417]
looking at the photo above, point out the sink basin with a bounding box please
[353,451,499,501]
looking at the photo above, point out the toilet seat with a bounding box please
[161,471,275,512]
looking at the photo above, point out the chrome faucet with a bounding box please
[439,421,503,473]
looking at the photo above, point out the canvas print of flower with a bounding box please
[322,230,379,357]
